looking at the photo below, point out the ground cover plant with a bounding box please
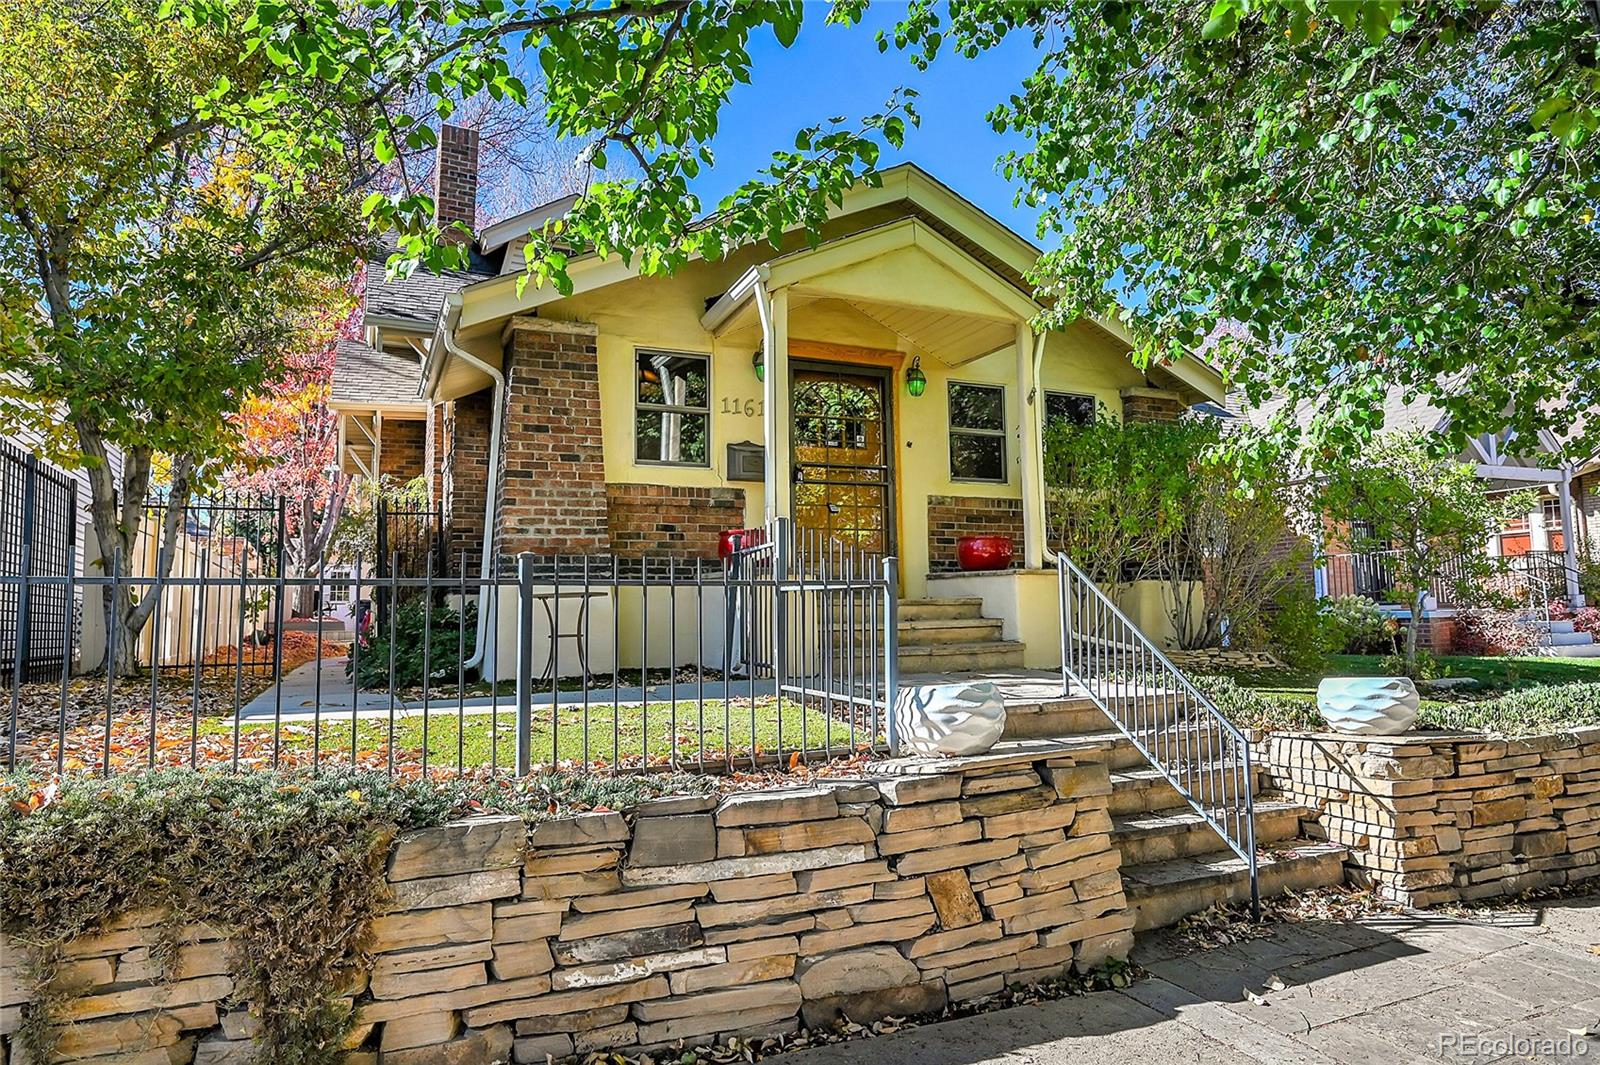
[0,768,714,1063]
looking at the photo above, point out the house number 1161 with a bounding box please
[721,398,764,417]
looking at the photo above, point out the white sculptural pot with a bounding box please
[893,682,1007,757]
[1316,676,1420,736]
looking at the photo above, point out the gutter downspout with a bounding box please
[439,291,507,675]
[1029,330,1056,565]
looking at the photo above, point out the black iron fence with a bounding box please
[1,519,898,779]
[0,440,77,684]
[1318,548,1577,612]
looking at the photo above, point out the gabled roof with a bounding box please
[478,194,580,255]
[330,338,425,407]
[363,244,497,329]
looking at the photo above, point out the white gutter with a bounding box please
[1030,330,1058,565]
[439,291,507,675]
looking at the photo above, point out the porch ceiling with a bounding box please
[833,296,1016,364]
[703,218,1029,365]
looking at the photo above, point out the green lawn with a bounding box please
[214,697,873,769]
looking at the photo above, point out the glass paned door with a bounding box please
[791,365,893,557]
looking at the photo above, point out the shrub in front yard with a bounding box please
[1323,595,1397,655]
[1420,682,1600,735]
[352,596,477,689]
[1192,675,1321,732]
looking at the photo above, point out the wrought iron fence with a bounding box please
[1318,547,1577,614]
[1,519,898,779]
[1,441,78,685]
[1056,553,1259,917]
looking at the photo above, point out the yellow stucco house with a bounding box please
[331,126,1227,676]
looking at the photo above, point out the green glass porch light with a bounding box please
[904,356,927,398]
[753,348,765,382]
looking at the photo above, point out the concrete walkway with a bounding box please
[234,656,780,721]
[777,897,1600,1064]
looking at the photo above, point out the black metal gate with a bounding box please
[1,439,78,683]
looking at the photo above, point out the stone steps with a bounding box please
[1112,800,1308,867]
[1537,639,1600,657]
[984,677,1349,932]
[896,617,1006,647]
[1120,843,1349,931]
[897,640,1027,673]
[896,598,985,622]
[1107,764,1263,816]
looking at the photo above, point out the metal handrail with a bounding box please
[1056,554,1260,918]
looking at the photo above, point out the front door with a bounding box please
[791,363,893,558]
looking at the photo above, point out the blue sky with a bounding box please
[690,5,1050,247]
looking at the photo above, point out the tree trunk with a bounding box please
[77,426,195,679]
[1405,586,1426,678]
[291,475,351,616]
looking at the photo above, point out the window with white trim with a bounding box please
[635,350,709,466]
[948,382,1006,482]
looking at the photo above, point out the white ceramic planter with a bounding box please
[893,681,1007,756]
[1316,676,1420,736]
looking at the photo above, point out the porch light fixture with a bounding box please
[752,348,765,382]
[904,356,927,398]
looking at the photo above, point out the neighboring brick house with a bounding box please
[1231,390,1596,653]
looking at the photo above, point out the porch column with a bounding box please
[1016,321,1047,569]
[758,285,792,522]
[1560,467,1584,605]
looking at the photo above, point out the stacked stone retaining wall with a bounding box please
[1256,728,1600,906]
[0,742,1134,1064]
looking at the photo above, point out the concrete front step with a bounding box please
[1121,842,1348,931]
[1538,640,1600,657]
[1001,698,1109,739]
[897,617,1006,647]
[1035,727,1227,770]
[1537,619,1578,634]
[1109,763,1262,816]
[1113,800,1308,867]
[898,640,1027,673]
[1537,629,1595,647]
[896,597,986,622]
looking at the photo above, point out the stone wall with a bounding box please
[606,484,746,559]
[1256,729,1600,907]
[1,744,1134,1065]
[926,495,1024,572]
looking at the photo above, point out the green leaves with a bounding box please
[887,0,1600,467]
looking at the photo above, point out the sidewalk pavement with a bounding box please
[233,656,778,721]
[775,896,1600,1065]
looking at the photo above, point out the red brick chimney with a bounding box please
[434,124,480,238]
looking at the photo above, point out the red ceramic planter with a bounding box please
[957,535,1014,571]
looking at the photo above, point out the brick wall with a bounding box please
[435,123,480,234]
[607,484,745,559]
[1117,387,1186,423]
[1406,614,1460,655]
[495,319,611,557]
[927,495,1024,572]
[444,390,493,559]
[424,402,447,506]
[1576,471,1599,561]
[377,418,426,482]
